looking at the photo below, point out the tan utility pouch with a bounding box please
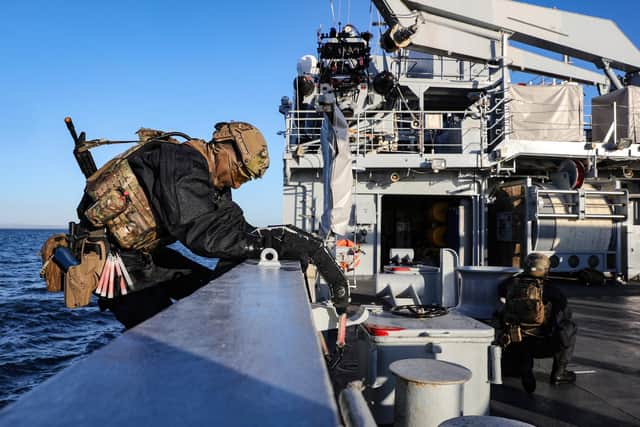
[40,233,69,292]
[500,324,523,348]
[84,188,128,225]
[85,158,159,251]
[64,239,107,308]
[507,324,522,343]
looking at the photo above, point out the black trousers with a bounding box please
[100,246,242,329]
[502,324,577,377]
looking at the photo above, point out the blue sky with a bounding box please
[0,0,638,227]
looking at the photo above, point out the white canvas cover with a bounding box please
[592,86,640,143]
[508,84,584,142]
[320,107,352,236]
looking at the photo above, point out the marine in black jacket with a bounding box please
[77,123,269,328]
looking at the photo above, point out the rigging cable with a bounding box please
[329,0,336,27]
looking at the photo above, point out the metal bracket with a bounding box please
[258,248,281,268]
[578,190,586,220]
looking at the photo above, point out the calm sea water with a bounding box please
[0,229,216,409]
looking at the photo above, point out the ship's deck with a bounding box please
[3,261,639,426]
[340,279,640,427]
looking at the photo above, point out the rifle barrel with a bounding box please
[64,116,80,145]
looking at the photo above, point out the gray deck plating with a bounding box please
[0,260,339,427]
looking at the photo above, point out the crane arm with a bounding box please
[373,0,640,85]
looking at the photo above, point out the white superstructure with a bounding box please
[280,0,640,283]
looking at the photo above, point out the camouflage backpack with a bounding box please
[82,123,268,252]
[504,276,546,328]
[82,130,175,252]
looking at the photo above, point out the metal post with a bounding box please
[480,100,486,164]
[526,183,534,256]
[472,196,479,266]
[501,32,511,145]
[458,202,467,266]
[374,193,382,274]
[390,359,471,427]
[613,101,618,146]
[356,113,361,157]
[418,112,425,155]
[480,180,488,265]
[617,187,628,279]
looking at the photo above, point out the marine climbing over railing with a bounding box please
[40,118,350,329]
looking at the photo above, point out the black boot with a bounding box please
[522,369,537,393]
[521,356,536,393]
[551,310,577,385]
[550,360,576,385]
[550,370,576,384]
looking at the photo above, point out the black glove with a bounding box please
[250,225,350,309]
[251,225,321,260]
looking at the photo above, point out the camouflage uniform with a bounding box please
[498,253,577,393]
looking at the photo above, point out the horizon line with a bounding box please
[0,225,66,230]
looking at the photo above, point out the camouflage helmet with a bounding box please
[212,122,269,179]
[524,253,551,278]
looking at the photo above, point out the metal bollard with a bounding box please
[455,266,521,319]
[439,415,535,426]
[390,359,472,427]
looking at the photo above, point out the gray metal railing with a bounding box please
[395,56,491,81]
[536,189,628,220]
[284,109,481,156]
